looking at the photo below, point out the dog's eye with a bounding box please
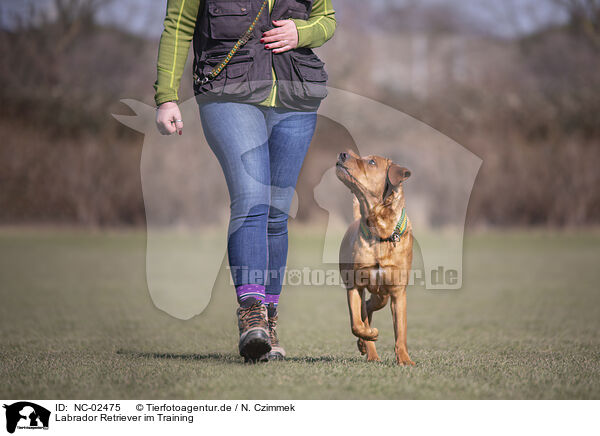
[368,159,376,166]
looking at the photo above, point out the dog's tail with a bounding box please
[352,196,361,221]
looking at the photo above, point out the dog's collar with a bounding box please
[360,207,408,243]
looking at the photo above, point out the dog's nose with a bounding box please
[338,152,348,163]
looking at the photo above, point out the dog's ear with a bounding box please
[387,164,411,186]
[383,164,411,201]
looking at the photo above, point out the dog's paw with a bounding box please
[357,338,367,355]
[367,327,379,341]
[351,326,378,341]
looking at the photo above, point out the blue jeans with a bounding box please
[198,101,317,301]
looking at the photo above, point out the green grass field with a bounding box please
[1,227,599,399]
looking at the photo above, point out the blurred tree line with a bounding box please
[0,0,598,226]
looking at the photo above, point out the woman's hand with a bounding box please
[156,101,183,135]
[261,20,298,54]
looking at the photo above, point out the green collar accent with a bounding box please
[360,208,408,242]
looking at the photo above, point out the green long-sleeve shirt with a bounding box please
[154,0,336,107]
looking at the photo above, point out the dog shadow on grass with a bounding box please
[116,349,364,365]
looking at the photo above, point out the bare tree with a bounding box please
[553,0,600,48]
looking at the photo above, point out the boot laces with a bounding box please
[268,316,279,346]
[240,302,266,329]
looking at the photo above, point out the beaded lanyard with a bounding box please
[194,0,270,86]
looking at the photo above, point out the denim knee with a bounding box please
[267,206,289,237]
[229,182,270,221]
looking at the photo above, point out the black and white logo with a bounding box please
[3,402,50,434]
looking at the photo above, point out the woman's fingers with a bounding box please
[272,44,292,54]
[268,36,296,52]
[261,19,298,51]
[156,108,174,135]
[157,117,175,135]
[271,19,289,27]
[173,119,184,135]
[160,116,176,135]
[262,24,285,40]
[155,102,183,136]
[261,30,284,43]
[266,39,288,49]
[171,106,183,135]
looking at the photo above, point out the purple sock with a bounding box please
[265,293,280,317]
[236,284,265,307]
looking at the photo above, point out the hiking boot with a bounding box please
[267,311,286,360]
[237,302,271,363]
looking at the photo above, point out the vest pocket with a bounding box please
[291,54,328,99]
[195,49,256,99]
[197,57,226,96]
[208,1,251,40]
[224,55,254,97]
[196,49,248,96]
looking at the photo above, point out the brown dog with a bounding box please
[336,151,414,365]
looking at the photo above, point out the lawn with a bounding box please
[0,227,599,399]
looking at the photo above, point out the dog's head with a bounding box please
[335,151,411,205]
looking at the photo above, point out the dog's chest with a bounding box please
[367,266,388,295]
[353,264,404,295]
[353,238,412,293]
[353,239,395,264]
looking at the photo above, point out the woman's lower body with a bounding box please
[198,100,317,361]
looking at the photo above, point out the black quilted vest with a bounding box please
[193,0,328,111]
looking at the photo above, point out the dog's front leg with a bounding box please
[347,288,379,341]
[358,294,388,361]
[390,287,415,366]
[361,303,381,362]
